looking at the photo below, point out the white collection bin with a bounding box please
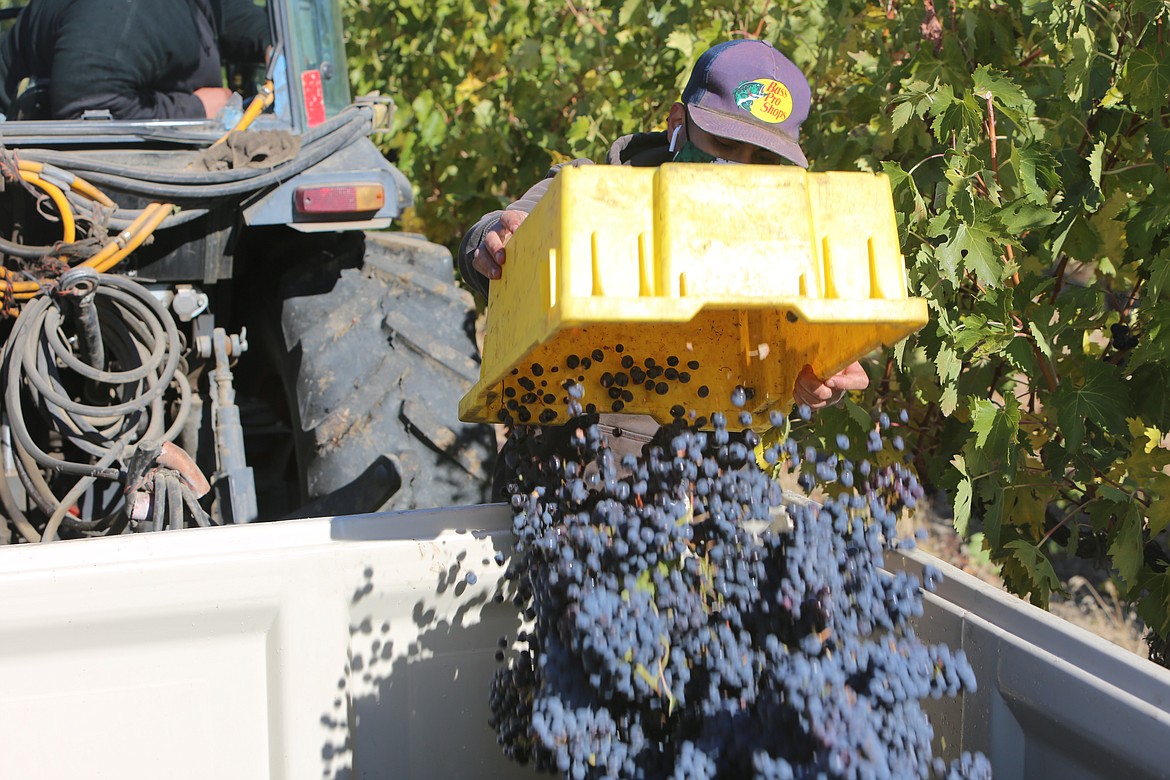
[0,504,1167,779]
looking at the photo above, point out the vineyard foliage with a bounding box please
[344,0,1170,638]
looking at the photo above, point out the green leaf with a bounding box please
[1087,138,1105,198]
[1118,48,1170,113]
[1028,320,1054,360]
[1149,126,1170,168]
[995,198,1059,234]
[935,343,962,383]
[891,101,917,133]
[952,455,972,536]
[982,488,1006,549]
[1063,23,1095,102]
[1004,540,1062,594]
[972,65,1029,109]
[618,0,643,26]
[1136,0,1168,17]
[1049,362,1133,450]
[969,394,1021,455]
[1099,85,1125,109]
[665,30,696,61]
[1148,253,1170,303]
[1108,504,1145,590]
[843,397,872,431]
[931,92,981,142]
[953,313,1013,358]
[936,223,1002,286]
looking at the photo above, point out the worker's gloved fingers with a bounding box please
[793,365,838,411]
[499,209,528,234]
[475,210,528,281]
[831,361,870,392]
[472,244,502,280]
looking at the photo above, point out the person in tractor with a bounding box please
[460,39,869,411]
[0,0,269,121]
[459,39,870,497]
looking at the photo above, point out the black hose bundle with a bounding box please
[0,268,195,541]
[19,107,371,205]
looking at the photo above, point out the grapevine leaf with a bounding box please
[1098,85,1125,109]
[995,198,1059,234]
[1108,504,1145,590]
[1063,24,1094,102]
[891,101,916,133]
[665,30,696,60]
[931,92,981,142]
[1028,320,1054,360]
[972,65,1029,109]
[969,395,1020,455]
[936,223,1001,286]
[1135,572,1170,635]
[982,488,1005,549]
[1118,48,1170,113]
[1004,540,1061,596]
[1049,362,1133,450]
[882,161,928,225]
[940,384,958,417]
[1148,251,1170,302]
[1149,125,1170,168]
[952,454,972,536]
[618,0,643,26]
[1004,486,1051,535]
[1127,321,1170,372]
[891,80,941,132]
[1087,137,1105,206]
[1148,476,1170,537]
[1133,0,1167,18]
[935,343,962,384]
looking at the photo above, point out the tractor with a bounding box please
[0,0,495,542]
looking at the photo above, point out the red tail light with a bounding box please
[294,184,385,215]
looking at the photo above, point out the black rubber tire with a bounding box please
[277,231,495,515]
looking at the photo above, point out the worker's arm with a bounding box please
[458,159,594,300]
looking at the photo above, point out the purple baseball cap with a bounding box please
[681,40,811,167]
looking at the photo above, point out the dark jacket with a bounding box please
[457,130,672,301]
[0,0,269,121]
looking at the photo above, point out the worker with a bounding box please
[459,39,869,411]
[0,0,270,121]
[460,40,871,498]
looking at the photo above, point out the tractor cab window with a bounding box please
[283,0,350,127]
[0,0,272,123]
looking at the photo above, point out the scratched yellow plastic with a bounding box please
[458,164,928,429]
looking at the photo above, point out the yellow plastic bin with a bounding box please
[459,164,928,428]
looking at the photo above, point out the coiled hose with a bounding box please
[0,82,356,540]
[0,269,192,541]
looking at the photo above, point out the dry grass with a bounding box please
[902,500,1150,659]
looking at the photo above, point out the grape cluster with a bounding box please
[489,383,990,780]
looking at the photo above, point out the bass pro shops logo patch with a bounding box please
[733,79,794,124]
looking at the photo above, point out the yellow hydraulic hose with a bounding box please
[90,203,175,273]
[2,80,276,302]
[18,170,76,244]
[17,160,116,208]
[0,204,169,299]
[213,80,275,147]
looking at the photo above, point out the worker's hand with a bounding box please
[793,361,869,410]
[194,87,233,119]
[473,209,527,281]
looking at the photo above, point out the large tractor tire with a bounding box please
[277,231,495,516]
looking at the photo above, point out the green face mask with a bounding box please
[672,141,737,164]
